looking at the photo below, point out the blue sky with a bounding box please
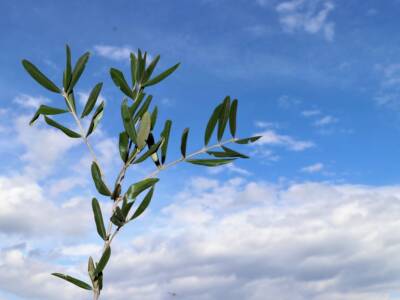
[2,1,400,299]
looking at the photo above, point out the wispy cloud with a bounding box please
[94,45,135,61]
[255,129,314,151]
[275,0,335,41]
[314,115,338,126]
[301,162,324,173]
[301,109,321,117]
[13,94,50,109]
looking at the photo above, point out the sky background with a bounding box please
[1,0,400,299]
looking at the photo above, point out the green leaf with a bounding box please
[136,49,145,84]
[133,95,152,124]
[88,257,95,280]
[110,206,126,227]
[204,103,222,145]
[186,158,236,167]
[129,91,145,117]
[137,112,151,149]
[81,82,103,118]
[143,63,180,87]
[65,92,77,113]
[63,45,72,91]
[92,198,107,241]
[217,96,231,141]
[208,146,249,159]
[131,186,154,220]
[95,246,111,276]
[133,139,163,164]
[160,120,172,164]
[22,60,61,93]
[121,99,137,143]
[121,198,134,219]
[91,162,111,196]
[150,106,158,130]
[130,52,137,86]
[229,99,238,137]
[51,273,92,291]
[235,136,262,144]
[29,105,68,125]
[118,132,129,162]
[146,133,161,167]
[221,145,249,158]
[86,101,104,137]
[110,68,134,99]
[180,127,189,158]
[125,178,159,200]
[44,116,81,138]
[68,52,90,92]
[143,55,160,82]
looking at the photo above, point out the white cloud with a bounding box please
[100,179,400,299]
[0,175,90,236]
[15,115,79,179]
[314,115,338,126]
[2,178,400,299]
[302,109,321,117]
[255,129,314,151]
[301,162,324,173]
[94,45,134,61]
[94,45,153,63]
[275,0,335,41]
[13,94,50,109]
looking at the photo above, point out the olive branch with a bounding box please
[22,45,260,300]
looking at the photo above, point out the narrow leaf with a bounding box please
[217,96,231,141]
[44,116,81,138]
[137,112,151,149]
[86,101,104,137]
[160,120,172,164]
[22,60,61,93]
[63,45,72,91]
[92,198,107,241]
[143,63,180,87]
[130,52,137,86]
[129,91,145,117]
[51,273,92,291]
[125,178,159,200]
[68,52,90,92]
[133,95,152,124]
[150,106,158,130]
[204,104,222,145]
[91,162,111,196]
[95,246,111,276]
[221,145,249,158]
[235,136,262,144]
[131,186,154,220]
[186,158,236,167]
[110,68,134,99]
[180,128,189,158]
[229,99,238,137]
[29,105,68,125]
[81,82,103,118]
[88,257,95,280]
[143,55,160,82]
[118,131,129,162]
[121,99,137,143]
[133,139,163,164]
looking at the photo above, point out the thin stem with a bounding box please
[62,91,101,167]
[146,138,236,179]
